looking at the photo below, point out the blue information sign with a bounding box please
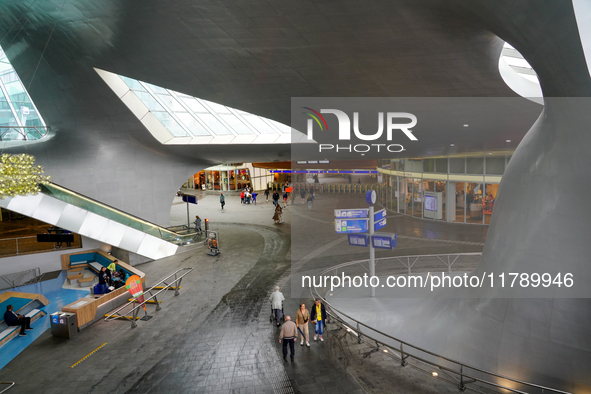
[182,195,198,205]
[374,218,387,231]
[348,234,369,247]
[371,233,397,249]
[334,209,369,218]
[374,209,386,221]
[335,218,369,233]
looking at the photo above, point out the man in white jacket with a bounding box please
[269,286,285,326]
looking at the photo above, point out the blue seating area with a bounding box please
[69,252,133,279]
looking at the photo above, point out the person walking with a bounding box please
[252,191,257,205]
[307,194,313,210]
[300,189,306,204]
[295,303,310,347]
[311,299,327,342]
[283,191,288,208]
[269,286,285,326]
[4,305,32,336]
[220,193,225,209]
[272,190,280,206]
[240,190,245,204]
[264,188,270,202]
[279,316,297,362]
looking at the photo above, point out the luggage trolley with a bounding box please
[269,301,284,325]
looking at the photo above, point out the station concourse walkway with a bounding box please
[0,191,487,393]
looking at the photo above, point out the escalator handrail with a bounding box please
[40,183,199,240]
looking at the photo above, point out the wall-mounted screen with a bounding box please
[425,195,437,211]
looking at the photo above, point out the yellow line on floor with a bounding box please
[71,343,107,368]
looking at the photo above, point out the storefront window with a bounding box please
[453,182,466,223]
[450,158,465,174]
[483,183,498,224]
[485,157,505,175]
[435,158,448,173]
[466,182,484,224]
[467,158,484,174]
[412,178,423,218]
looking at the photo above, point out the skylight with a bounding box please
[95,68,294,145]
[0,46,48,141]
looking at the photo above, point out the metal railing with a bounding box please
[0,126,49,141]
[105,268,193,328]
[0,235,82,259]
[0,381,15,394]
[0,267,42,291]
[310,254,572,394]
[288,182,382,195]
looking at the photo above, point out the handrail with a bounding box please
[0,381,15,394]
[0,267,41,290]
[105,267,193,328]
[310,254,572,394]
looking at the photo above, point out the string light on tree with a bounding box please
[0,154,50,199]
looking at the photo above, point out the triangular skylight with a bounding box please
[0,46,48,141]
[95,68,297,145]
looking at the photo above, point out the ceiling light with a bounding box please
[450,144,454,146]
[488,153,492,155]
[463,124,469,127]
[383,349,388,353]
[506,140,511,143]
[432,372,438,377]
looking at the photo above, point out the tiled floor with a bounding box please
[0,193,488,393]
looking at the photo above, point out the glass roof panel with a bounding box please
[152,112,189,137]
[176,112,211,136]
[195,113,233,135]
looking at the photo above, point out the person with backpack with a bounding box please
[264,188,270,202]
[220,193,225,209]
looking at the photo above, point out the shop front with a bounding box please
[379,156,508,225]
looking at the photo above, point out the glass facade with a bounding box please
[379,156,509,225]
[0,46,48,141]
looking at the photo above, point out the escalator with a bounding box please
[0,183,199,259]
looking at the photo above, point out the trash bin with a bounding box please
[50,312,78,338]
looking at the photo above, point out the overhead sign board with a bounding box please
[334,209,369,218]
[371,233,397,249]
[347,234,369,247]
[335,218,369,233]
[182,195,198,205]
[374,218,387,231]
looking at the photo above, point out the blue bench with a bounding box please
[0,299,46,347]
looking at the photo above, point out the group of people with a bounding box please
[97,262,127,294]
[240,186,257,205]
[270,287,328,362]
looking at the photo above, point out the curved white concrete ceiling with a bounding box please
[498,42,543,104]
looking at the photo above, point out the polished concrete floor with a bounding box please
[0,193,488,393]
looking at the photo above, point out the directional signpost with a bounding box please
[348,234,369,247]
[334,190,396,297]
[181,194,198,228]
